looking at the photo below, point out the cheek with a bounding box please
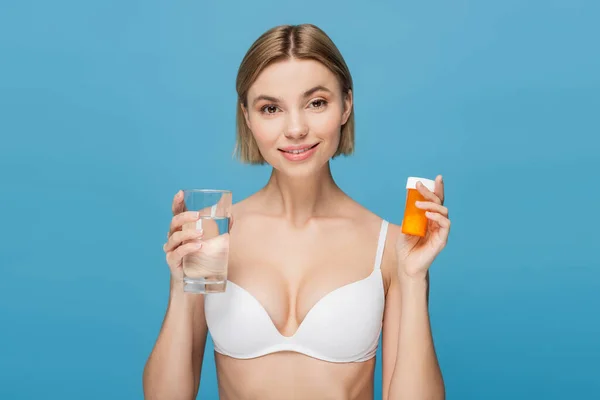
[249,116,283,148]
[310,109,344,141]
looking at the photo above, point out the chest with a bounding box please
[225,218,383,337]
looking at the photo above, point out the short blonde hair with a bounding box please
[234,24,355,165]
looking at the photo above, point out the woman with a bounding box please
[143,24,450,400]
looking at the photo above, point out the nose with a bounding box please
[284,110,308,140]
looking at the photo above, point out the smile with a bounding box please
[278,143,320,162]
[279,143,319,154]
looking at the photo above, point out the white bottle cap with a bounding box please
[406,177,436,192]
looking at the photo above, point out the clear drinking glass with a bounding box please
[181,189,232,294]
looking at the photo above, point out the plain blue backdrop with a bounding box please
[1,0,598,399]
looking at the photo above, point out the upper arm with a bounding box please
[191,203,237,394]
[182,208,217,392]
[380,223,402,400]
[191,294,209,398]
[380,224,431,400]
[189,210,214,396]
[381,265,401,400]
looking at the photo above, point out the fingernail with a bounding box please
[194,242,203,249]
[196,229,204,235]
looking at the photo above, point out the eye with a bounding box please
[308,99,327,109]
[260,105,279,114]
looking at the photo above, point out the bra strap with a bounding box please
[373,220,389,271]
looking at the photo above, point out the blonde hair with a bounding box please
[234,24,355,164]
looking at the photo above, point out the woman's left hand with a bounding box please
[395,175,451,281]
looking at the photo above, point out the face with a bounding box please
[242,59,352,177]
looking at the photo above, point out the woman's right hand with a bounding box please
[163,190,204,283]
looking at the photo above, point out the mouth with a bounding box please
[277,142,320,162]
[278,143,320,154]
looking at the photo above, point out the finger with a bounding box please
[415,201,448,217]
[425,211,451,231]
[163,229,204,252]
[166,242,203,267]
[434,175,444,205]
[416,181,442,205]
[169,211,200,236]
[172,190,187,216]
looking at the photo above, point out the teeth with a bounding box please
[286,147,311,154]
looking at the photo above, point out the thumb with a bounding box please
[172,190,187,215]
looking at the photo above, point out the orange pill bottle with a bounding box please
[401,177,436,237]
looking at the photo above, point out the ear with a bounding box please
[241,102,251,128]
[341,89,353,125]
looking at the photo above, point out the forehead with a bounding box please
[248,59,340,98]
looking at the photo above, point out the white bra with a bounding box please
[204,220,388,363]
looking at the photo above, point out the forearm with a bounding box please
[143,280,199,400]
[388,276,444,400]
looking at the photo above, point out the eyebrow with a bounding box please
[303,85,332,98]
[251,85,333,106]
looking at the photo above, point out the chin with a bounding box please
[277,163,326,178]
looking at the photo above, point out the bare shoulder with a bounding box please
[230,191,263,221]
[230,190,398,283]
[228,192,274,242]
[345,200,402,296]
[342,198,400,280]
[336,197,385,234]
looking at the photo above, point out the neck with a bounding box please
[261,163,342,226]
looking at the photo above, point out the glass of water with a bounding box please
[182,189,232,294]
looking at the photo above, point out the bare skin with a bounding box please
[143,58,449,400]
[214,181,395,400]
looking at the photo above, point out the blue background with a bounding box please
[1,1,598,399]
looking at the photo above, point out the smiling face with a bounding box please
[242,58,353,177]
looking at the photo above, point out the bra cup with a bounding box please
[292,272,385,361]
[204,272,385,362]
[204,219,389,362]
[205,281,282,356]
